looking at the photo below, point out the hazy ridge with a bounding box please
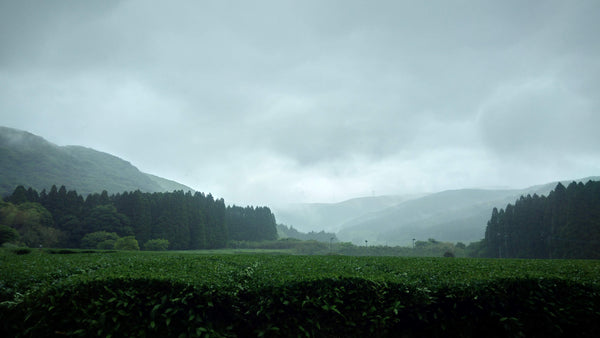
[0,126,194,196]
[276,178,599,246]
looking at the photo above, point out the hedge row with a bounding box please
[2,277,599,337]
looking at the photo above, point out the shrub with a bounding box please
[13,248,32,255]
[114,236,140,251]
[0,224,20,245]
[81,231,119,249]
[143,239,169,251]
[97,239,116,250]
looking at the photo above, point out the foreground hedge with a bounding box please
[2,277,599,337]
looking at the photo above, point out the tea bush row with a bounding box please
[1,250,600,336]
[2,276,600,337]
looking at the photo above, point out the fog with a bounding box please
[1,0,599,206]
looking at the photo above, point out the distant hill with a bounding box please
[272,194,423,233]
[0,126,194,196]
[145,173,196,193]
[274,177,599,246]
[338,178,600,246]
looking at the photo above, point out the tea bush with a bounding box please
[1,250,600,336]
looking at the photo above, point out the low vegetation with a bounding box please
[1,249,599,336]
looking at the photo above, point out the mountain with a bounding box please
[0,126,194,196]
[338,178,599,246]
[272,194,424,233]
[275,177,599,247]
[337,189,523,246]
[145,173,196,193]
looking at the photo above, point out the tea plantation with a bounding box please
[1,248,600,337]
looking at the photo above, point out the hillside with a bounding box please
[337,178,599,246]
[337,189,523,246]
[272,194,423,233]
[274,177,599,246]
[0,126,194,196]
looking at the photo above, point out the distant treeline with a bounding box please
[477,180,600,259]
[1,185,277,249]
[276,224,338,243]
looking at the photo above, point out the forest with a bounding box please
[479,180,600,259]
[0,185,277,250]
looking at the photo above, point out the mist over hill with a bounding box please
[0,126,193,196]
[275,178,599,246]
[272,194,423,233]
[3,126,596,248]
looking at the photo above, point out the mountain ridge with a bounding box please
[0,126,194,196]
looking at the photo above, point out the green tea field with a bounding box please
[2,248,600,337]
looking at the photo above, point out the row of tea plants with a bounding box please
[1,248,600,336]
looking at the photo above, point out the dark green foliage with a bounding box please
[4,186,277,250]
[97,239,117,250]
[83,205,132,236]
[2,251,600,337]
[330,239,462,257]
[113,190,152,244]
[228,238,330,254]
[2,276,599,337]
[465,239,486,257]
[114,236,140,251]
[226,205,277,242]
[80,231,119,249]
[277,223,338,242]
[0,224,19,244]
[5,186,29,204]
[1,279,235,337]
[11,248,32,255]
[0,201,62,248]
[47,249,97,254]
[483,181,600,259]
[143,239,169,251]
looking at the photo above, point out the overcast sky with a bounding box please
[1,0,599,206]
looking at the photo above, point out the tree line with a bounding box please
[276,224,338,243]
[480,180,600,259]
[1,185,277,250]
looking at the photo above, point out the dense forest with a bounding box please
[0,185,277,250]
[481,180,600,259]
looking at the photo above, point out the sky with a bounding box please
[1,0,599,206]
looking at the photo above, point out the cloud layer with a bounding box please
[1,0,599,205]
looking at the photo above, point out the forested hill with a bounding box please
[480,180,600,259]
[0,126,193,196]
[1,186,278,250]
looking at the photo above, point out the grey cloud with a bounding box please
[477,78,600,161]
[1,0,599,205]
